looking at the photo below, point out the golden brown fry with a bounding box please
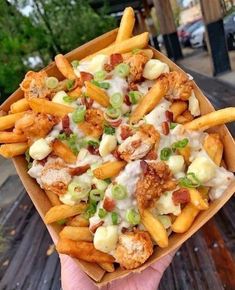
[84,32,149,61]
[85,81,110,107]
[98,262,115,272]
[116,7,135,43]
[0,112,25,131]
[182,110,194,122]
[59,226,93,242]
[55,54,77,80]
[184,107,235,131]
[56,238,115,263]
[45,190,62,206]
[0,143,28,158]
[189,188,209,210]
[130,75,169,123]
[67,86,82,99]
[0,132,27,143]
[44,204,86,224]
[93,161,126,180]
[177,145,191,165]
[10,98,30,113]
[175,115,188,124]
[28,98,74,117]
[122,49,154,60]
[169,101,187,121]
[141,209,168,248]
[171,204,200,233]
[67,215,89,227]
[203,133,223,166]
[52,139,77,164]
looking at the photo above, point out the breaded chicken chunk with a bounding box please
[115,230,153,269]
[125,52,149,82]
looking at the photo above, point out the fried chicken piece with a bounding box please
[124,52,149,82]
[136,161,177,210]
[78,108,104,138]
[40,158,72,195]
[14,111,57,144]
[20,71,50,99]
[165,71,193,101]
[115,230,153,269]
[118,124,160,162]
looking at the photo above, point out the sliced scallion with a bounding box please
[115,63,130,78]
[89,189,104,202]
[72,105,86,123]
[45,76,59,89]
[110,93,123,108]
[111,184,127,200]
[125,208,140,225]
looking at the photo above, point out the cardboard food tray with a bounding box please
[1,29,235,287]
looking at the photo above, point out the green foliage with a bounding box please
[0,0,116,103]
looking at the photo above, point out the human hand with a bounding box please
[60,251,175,290]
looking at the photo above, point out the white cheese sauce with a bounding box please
[106,75,128,97]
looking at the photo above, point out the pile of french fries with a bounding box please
[0,6,235,274]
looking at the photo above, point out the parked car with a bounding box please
[190,25,205,48]
[180,20,204,47]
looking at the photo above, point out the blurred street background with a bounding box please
[0,1,235,289]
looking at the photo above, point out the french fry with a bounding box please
[171,204,200,233]
[122,49,154,60]
[85,81,110,107]
[45,190,62,206]
[169,101,187,121]
[0,112,25,130]
[44,204,86,224]
[83,32,149,61]
[93,161,126,180]
[0,143,28,158]
[52,139,77,164]
[177,145,191,165]
[56,238,115,263]
[189,188,209,210]
[141,209,168,248]
[10,98,30,113]
[55,54,77,80]
[130,75,169,123]
[184,107,235,131]
[175,115,188,124]
[99,262,115,272]
[60,226,93,242]
[203,133,223,166]
[67,215,89,227]
[182,110,194,121]
[28,98,74,117]
[67,86,82,99]
[115,7,135,43]
[0,132,27,143]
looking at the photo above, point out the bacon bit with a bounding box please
[120,126,133,140]
[81,97,94,109]
[107,118,122,128]
[110,54,123,67]
[87,145,99,155]
[131,139,141,149]
[128,81,138,91]
[103,197,116,212]
[104,63,113,72]
[90,221,104,233]
[112,149,122,160]
[172,188,190,205]
[62,115,72,136]
[161,121,169,135]
[140,160,148,174]
[80,71,93,82]
[124,95,131,106]
[121,227,128,233]
[69,165,90,176]
[144,148,157,160]
[165,110,173,122]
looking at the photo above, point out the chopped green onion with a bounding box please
[94,70,107,82]
[110,93,123,108]
[179,172,201,188]
[71,60,80,69]
[104,178,112,184]
[104,126,115,135]
[170,122,178,129]
[172,138,189,150]
[63,95,74,103]
[94,179,109,191]
[132,48,141,54]
[111,212,119,225]
[85,200,97,218]
[77,139,88,149]
[128,91,142,104]
[115,63,130,78]
[105,107,121,119]
[57,219,67,225]
[68,181,91,200]
[25,149,32,169]
[125,209,140,225]
[57,133,67,140]
[86,137,100,148]
[160,147,172,161]
[91,80,110,89]
[111,184,127,200]
[66,79,75,91]
[90,189,104,202]
[66,133,79,155]
[72,105,86,123]
[45,76,59,89]
[98,208,107,218]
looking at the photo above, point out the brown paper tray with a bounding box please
[1,29,235,287]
